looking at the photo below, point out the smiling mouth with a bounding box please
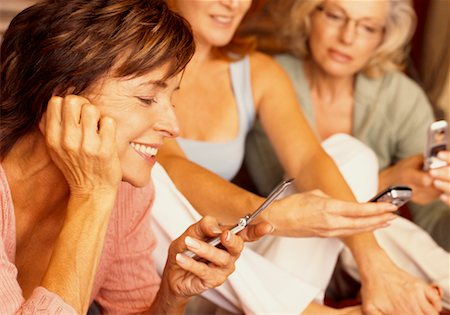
[211,15,233,25]
[130,142,158,157]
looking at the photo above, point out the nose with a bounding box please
[155,103,180,138]
[340,20,357,45]
[220,0,239,9]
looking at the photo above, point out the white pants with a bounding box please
[150,134,449,314]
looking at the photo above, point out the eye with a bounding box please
[361,25,377,33]
[325,11,344,22]
[137,97,156,106]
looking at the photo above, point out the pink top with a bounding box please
[0,164,161,314]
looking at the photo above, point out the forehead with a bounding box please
[325,0,390,21]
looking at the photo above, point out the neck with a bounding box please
[303,59,355,105]
[2,130,70,218]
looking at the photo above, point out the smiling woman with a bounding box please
[0,0,269,314]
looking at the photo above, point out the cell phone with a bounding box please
[370,185,412,207]
[423,120,448,171]
[183,178,294,259]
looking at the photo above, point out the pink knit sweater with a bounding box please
[0,164,161,314]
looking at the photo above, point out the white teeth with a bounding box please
[213,15,232,24]
[130,142,158,156]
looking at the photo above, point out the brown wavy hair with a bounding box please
[286,0,416,77]
[0,0,195,159]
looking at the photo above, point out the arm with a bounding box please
[39,96,121,313]
[250,53,442,314]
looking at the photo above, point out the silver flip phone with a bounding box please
[370,185,412,207]
[183,178,294,259]
[423,120,448,171]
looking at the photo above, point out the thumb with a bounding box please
[238,221,273,242]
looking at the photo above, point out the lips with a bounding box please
[130,142,158,164]
[210,14,233,26]
[328,49,353,63]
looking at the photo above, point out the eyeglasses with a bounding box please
[316,4,385,39]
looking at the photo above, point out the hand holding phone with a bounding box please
[370,185,412,207]
[183,178,294,259]
[423,120,448,171]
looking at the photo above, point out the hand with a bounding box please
[428,151,450,205]
[39,95,122,195]
[160,216,245,301]
[266,190,398,238]
[379,155,441,204]
[360,251,442,315]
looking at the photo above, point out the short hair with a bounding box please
[286,0,417,77]
[1,0,195,159]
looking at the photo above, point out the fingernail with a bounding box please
[386,204,398,210]
[430,169,440,177]
[440,194,449,203]
[176,253,187,264]
[211,226,222,234]
[225,230,231,242]
[268,224,275,233]
[185,236,200,250]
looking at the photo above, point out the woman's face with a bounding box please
[170,0,252,48]
[308,0,389,77]
[86,64,180,187]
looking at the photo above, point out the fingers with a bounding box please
[330,199,398,217]
[238,221,274,242]
[425,285,443,312]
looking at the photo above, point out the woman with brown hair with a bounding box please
[0,0,268,313]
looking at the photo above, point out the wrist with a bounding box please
[150,278,189,314]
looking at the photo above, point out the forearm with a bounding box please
[41,191,117,314]
[293,151,356,202]
[158,154,264,224]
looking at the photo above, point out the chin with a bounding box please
[122,172,151,188]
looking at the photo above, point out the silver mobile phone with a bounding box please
[423,120,448,171]
[183,178,294,259]
[370,185,412,207]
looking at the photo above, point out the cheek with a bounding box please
[354,42,380,66]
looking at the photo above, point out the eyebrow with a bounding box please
[149,80,167,88]
[327,3,385,23]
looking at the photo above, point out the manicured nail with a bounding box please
[440,194,449,203]
[176,253,187,264]
[386,204,398,210]
[185,236,200,250]
[430,169,440,177]
[211,226,222,234]
[225,230,231,242]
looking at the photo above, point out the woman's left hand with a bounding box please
[428,151,450,205]
[159,216,270,302]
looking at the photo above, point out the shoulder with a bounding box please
[247,52,296,103]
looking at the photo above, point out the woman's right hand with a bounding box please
[39,95,122,195]
[266,190,398,238]
[379,154,441,205]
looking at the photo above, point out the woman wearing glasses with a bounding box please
[246,0,450,310]
[155,0,444,314]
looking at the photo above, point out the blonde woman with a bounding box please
[246,0,449,310]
